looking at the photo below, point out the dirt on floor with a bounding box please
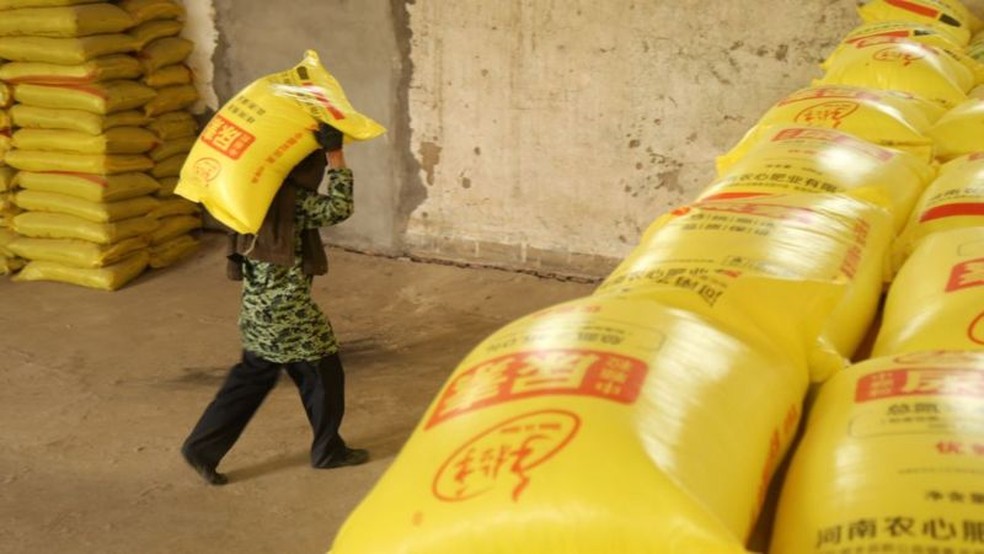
[0,232,596,554]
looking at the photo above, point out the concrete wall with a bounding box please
[207,1,980,278]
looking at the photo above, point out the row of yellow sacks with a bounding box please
[329,1,984,552]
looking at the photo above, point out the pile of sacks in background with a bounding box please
[0,0,202,291]
[328,0,984,553]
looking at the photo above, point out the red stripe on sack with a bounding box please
[846,30,910,43]
[700,191,772,202]
[45,171,109,186]
[919,202,984,222]
[301,82,346,121]
[885,0,940,18]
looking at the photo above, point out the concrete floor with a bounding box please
[0,232,596,553]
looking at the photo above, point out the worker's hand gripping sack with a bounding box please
[176,50,384,233]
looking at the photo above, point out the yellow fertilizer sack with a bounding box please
[138,36,193,74]
[816,37,973,108]
[176,49,385,234]
[0,34,137,64]
[118,0,185,25]
[0,83,11,109]
[149,135,193,162]
[13,249,148,290]
[874,227,984,355]
[896,152,984,262]
[0,110,9,132]
[5,149,153,174]
[13,189,159,223]
[597,193,895,382]
[0,228,17,255]
[0,167,15,192]
[0,255,25,275]
[927,98,984,160]
[0,55,143,85]
[13,211,157,244]
[149,213,198,245]
[146,111,197,139]
[770,350,984,554]
[14,81,156,114]
[0,0,101,7]
[15,171,160,202]
[127,18,182,50]
[858,0,980,44]
[147,196,197,219]
[11,105,150,135]
[12,127,159,154]
[150,152,184,178]
[710,126,935,233]
[719,85,936,169]
[142,63,191,88]
[331,296,806,554]
[155,176,177,197]
[148,232,195,268]
[0,4,134,38]
[143,84,198,116]
[8,235,147,268]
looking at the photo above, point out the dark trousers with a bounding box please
[182,350,347,469]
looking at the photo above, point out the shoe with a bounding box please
[181,446,228,486]
[315,447,369,469]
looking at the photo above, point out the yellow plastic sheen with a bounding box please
[146,111,197,139]
[14,80,157,114]
[927,98,984,160]
[0,55,143,85]
[12,249,149,290]
[118,0,185,25]
[719,86,937,169]
[711,126,935,233]
[0,228,17,256]
[148,233,196,268]
[138,37,193,74]
[13,189,159,223]
[0,4,135,38]
[0,167,15,192]
[11,105,150,135]
[5,149,153,174]
[8,235,148,268]
[14,171,160,202]
[143,84,198,117]
[330,296,805,554]
[127,18,182,50]
[148,213,199,245]
[896,152,984,262]
[858,0,980,44]
[0,34,137,64]
[874,227,984,356]
[147,196,198,219]
[12,127,159,154]
[150,152,184,178]
[12,211,158,244]
[0,0,101,8]
[816,37,973,108]
[149,135,194,162]
[176,50,386,234]
[596,193,895,382]
[142,64,191,88]
[770,351,984,554]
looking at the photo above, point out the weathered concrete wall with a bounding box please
[208,1,979,278]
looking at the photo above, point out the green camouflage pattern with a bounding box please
[239,168,354,363]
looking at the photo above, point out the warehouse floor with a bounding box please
[0,232,597,554]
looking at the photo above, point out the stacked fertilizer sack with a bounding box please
[0,82,22,275]
[0,0,201,291]
[325,2,984,554]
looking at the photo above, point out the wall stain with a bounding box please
[419,141,442,186]
[775,44,789,61]
[628,139,641,148]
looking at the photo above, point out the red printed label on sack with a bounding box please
[200,115,255,160]
[856,369,984,402]
[770,127,894,161]
[970,311,984,345]
[426,349,647,429]
[432,410,580,502]
[947,258,984,292]
[793,101,860,127]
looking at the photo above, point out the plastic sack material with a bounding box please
[0,255,25,275]
[13,189,159,222]
[595,193,895,382]
[816,37,973,108]
[0,83,11,109]
[718,86,938,169]
[770,350,984,554]
[155,176,177,197]
[15,171,160,202]
[0,35,137,65]
[147,196,197,219]
[150,152,184,178]
[895,152,984,262]
[148,232,196,268]
[127,18,181,50]
[330,296,806,554]
[149,135,193,162]
[143,84,197,116]
[0,167,15,192]
[927,98,984,160]
[11,105,150,135]
[0,55,142,85]
[118,0,185,25]
[12,127,158,154]
[710,126,935,233]
[148,213,198,245]
[5,149,153,174]
[176,49,386,233]
[138,37,193,74]
[858,0,981,44]
[0,0,102,8]
[12,211,158,244]
[147,111,197,139]
[874,227,984,356]
[0,4,135,38]
[14,81,156,114]
[8,235,147,268]
[143,64,191,88]
[0,228,18,256]
[12,249,148,290]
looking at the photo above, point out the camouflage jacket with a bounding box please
[239,168,353,363]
